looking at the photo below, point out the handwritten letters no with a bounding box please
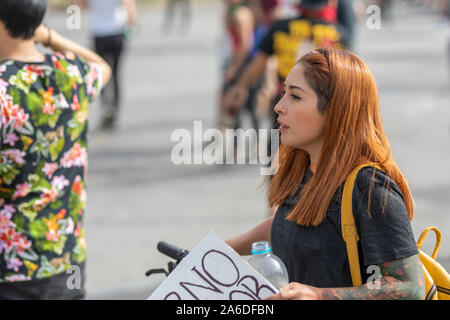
[148,232,278,300]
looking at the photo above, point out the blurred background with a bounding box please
[43,0,450,299]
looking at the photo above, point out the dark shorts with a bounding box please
[0,262,86,300]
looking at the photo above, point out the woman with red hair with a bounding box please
[227,47,425,300]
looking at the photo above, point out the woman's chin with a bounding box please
[280,135,293,148]
[280,136,306,151]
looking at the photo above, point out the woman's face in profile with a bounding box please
[274,63,326,159]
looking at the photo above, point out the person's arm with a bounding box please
[225,6,254,81]
[226,216,274,256]
[224,16,278,113]
[33,24,112,88]
[267,254,425,300]
[223,52,269,114]
[235,51,269,95]
[249,0,264,24]
[123,0,138,27]
[249,0,280,24]
[320,254,425,300]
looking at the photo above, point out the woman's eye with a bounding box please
[282,89,300,100]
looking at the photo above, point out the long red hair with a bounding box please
[268,47,414,226]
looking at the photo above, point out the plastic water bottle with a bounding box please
[248,241,289,290]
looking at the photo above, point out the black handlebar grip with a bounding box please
[157,241,186,260]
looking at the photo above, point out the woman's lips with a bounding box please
[278,120,289,131]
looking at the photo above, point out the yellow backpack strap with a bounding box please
[341,163,382,287]
[417,227,441,260]
[416,227,446,300]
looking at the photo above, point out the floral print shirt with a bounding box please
[0,52,101,282]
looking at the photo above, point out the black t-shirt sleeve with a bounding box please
[258,19,288,56]
[353,167,418,267]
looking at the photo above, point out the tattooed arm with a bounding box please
[267,254,425,300]
[320,254,425,300]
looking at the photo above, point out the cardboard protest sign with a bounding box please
[148,232,279,300]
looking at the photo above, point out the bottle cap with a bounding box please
[251,241,271,255]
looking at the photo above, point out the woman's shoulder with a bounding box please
[355,166,395,186]
[353,165,406,208]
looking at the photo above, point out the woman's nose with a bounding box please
[274,99,285,115]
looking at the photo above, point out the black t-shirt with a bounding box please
[271,166,419,288]
[258,16,343,95]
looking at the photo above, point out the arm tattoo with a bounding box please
[320,254,425,300]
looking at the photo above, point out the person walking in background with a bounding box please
[248,0,283,123]
[337,0,357,50]
[80,0,137,130]
[218,0,257,133]
[163,0,192,33]
[0,0,111,299]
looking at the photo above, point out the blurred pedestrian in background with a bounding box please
[218,1,287,145]
[337,0,357,50]
[249,0,284,126]
[80,0,138,130]
[163,0,192,33]
[0,0,111,299]
[218,0,257,133]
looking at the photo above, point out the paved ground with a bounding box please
[44,1,450,299]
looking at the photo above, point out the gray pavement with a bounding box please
[44,1,450,299]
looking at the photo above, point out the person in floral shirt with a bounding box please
[0,0,111,299]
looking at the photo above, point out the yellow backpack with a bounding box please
[341,163,450,300]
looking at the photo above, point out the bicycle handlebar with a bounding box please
[145,241,189,278]
[157,241,189,261]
